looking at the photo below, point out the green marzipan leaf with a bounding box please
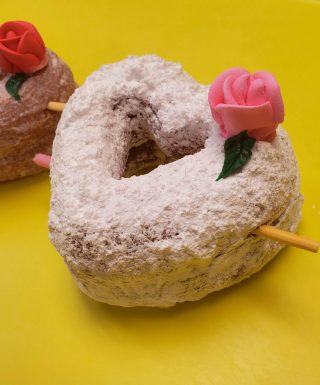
[5,73,28,101]
[216,131,256,181]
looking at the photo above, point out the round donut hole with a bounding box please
[123,139,174,177]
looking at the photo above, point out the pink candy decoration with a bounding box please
[208,68,284,141]
[33,153,51,169]
[0,21,48,74]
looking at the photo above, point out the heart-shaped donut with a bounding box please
[50,55,302,307]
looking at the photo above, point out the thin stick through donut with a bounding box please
[47,101,65,112]
[255,226,319,253]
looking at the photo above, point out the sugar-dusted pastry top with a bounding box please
[49,55,302,307]
[0,49,75,125]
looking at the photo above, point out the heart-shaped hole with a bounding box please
[113,96,206,178]
[124,139,173,177]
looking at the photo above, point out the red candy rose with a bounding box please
[208,68,284,142]
[0,21,48,74]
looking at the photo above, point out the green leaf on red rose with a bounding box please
[216,131,256,181]
[5,73,28,101]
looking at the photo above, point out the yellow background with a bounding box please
[1,1,320,384]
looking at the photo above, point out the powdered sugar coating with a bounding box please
[49,55,302,307]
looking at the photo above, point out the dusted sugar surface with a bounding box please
[0,49,76,182]
[50,55,302,307]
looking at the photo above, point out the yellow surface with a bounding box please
[1,1,320,384]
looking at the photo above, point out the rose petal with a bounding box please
[0,35,20,51]
[249,124,277,141]
[6,30,17,39]
[208,67,249,107]
[0,43,41,73]
[214,102,274,137]
[223,75,239,105]
[254,71,284,123]
[262,131,277,142]
[18,30,45,60]
[0,52,13,73]
[0,21,44,46]
[232,73,249,105]
[247,77,266,106]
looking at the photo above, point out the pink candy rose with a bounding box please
[0,21,48,74]
[208,68,284,141]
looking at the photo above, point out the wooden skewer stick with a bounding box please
[255,225,320,253]
[47,101,65,112]
[45,102,320,253]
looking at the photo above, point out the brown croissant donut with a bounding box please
[0,49,76,182]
